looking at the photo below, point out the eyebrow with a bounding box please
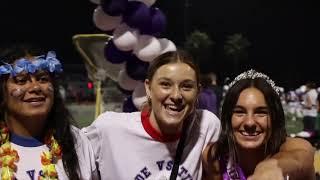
[233,105,269,110]
[34,71,50,76]
[157,77,196,83]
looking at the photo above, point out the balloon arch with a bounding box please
[74,0,177,118]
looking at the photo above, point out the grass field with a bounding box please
[67,103,95,128]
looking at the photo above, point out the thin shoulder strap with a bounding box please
[169,112,197,180]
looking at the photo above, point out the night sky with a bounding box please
[0,0,318,90]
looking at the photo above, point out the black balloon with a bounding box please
[125,55,149,81]
[101,0,128,16]
[141,7,166,37]
[123,1,151,31]
[104,41,133,64]
[122,95,138,112]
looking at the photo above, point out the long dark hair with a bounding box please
[0,43,80,180]
[216,77,287,163]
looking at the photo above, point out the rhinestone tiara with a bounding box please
[228,69,280,95]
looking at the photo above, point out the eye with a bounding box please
[255,110,269,117]
[233,109,246,117]
[159,81,171,88]
[14,76,28,85]
[181,83,195,91]
[37,75,50,83]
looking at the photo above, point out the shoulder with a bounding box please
[70,125,92,148]
[196,109,221,141]
[92,111,141,127]
[69,126,99,179]
[197,109,220,127]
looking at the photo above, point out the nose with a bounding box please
[243,114,257,133]
[28,78,42,93]
[170,86,183,104]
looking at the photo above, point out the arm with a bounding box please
[248,137,315,180]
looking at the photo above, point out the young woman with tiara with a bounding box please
[203,69,315,180]
[0,43,98,180]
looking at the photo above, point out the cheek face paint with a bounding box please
[11,88,26,98]
[47,84,54,93]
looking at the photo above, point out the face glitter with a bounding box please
[47,84,54,93]
[11,88,25,97]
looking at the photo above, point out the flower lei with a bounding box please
[0,123,62,180]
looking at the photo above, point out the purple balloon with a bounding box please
[125,55,149,81]
[122,95,138,112]
[104,41,133,64]
[141,7,166,37]
[101,0,128,16]
[123,1,151,31]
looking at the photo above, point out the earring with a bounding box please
[147,96,152,105]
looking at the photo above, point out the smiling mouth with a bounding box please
[165,104,184,115]
[24,97,45,102]
[239,131,262,136]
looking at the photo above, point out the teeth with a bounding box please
[167,105,180,111]
[240,131,261,136]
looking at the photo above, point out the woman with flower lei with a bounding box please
[0,43,98,180]
[202,70,315,180]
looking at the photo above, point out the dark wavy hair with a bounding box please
[216,77,287,163]
[0,43,80,180]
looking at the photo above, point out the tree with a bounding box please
[184,30,215,71]
[224,33,250,76]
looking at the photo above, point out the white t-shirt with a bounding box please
[82,109,221,180]
[0,126,98,180]
[303,89,318,117]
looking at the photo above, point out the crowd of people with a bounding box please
[0,43,317,179]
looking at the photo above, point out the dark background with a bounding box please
[0,0,318,90]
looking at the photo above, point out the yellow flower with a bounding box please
[1,156,15,168]
[41,151,52,165]
[50,141,62,157]
[42,164,58,178]
[0,142,12,154]
[1,166,14,180]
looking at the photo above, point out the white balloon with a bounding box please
[118,68,140,91]
[223,85,229,91]
[300,85,306,93]
[93,6,122,31]
[90,0,100,4]
[158,38,177,55]
[113,23,139,51]
[132,82,147,110]
[278,87,284,93]
[128,0,156,7]
[133,35,162,62]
